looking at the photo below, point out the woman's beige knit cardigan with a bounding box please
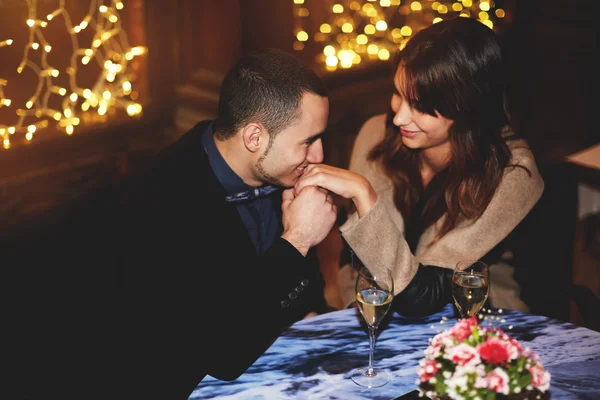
[338,114,544,309]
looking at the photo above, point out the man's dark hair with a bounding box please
[214,48,328,140]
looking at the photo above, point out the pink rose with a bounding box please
[418,360,439,381]
[487,368,510,395]
[507,337,523,359]
[451,316,478,341]
[522,346,539,362]
[529,363,551,392]
[430,330,453,349]
[478,336,511,365]
[446,343,481,367]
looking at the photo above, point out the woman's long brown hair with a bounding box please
[368,17,530,243]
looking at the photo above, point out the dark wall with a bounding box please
[506,0,597,162]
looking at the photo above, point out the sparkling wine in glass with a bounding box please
[351,264,394,388]
[452,260,490,319]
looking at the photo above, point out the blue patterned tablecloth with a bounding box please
[190,305,600,400]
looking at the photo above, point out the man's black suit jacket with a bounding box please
[2,120,328,400]
[116,120,329,399]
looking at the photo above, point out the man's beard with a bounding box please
[255,159,286,188]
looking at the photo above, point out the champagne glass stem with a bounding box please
[367,326,376,376]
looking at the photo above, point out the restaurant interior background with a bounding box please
[0,0,598,330]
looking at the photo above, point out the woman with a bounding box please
[296,17,544,316]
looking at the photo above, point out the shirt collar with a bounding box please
[202,121,252,195]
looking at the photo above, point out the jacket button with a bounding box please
[300,279,309,287]
[280,300,289,308]
[295,285,303,293]
[288,292,298,300]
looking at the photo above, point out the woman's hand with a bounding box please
[295,164,378,218]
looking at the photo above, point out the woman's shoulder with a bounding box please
[349,113,387,179]
[351,114,387,158]
[500,127,537,164]
[506,137,538,169]
[356,113,387,141]
[502,136,544,199]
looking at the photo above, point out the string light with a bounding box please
[293,0,506,72]
[0,0,147,150]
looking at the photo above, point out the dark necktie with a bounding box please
[225,185,280,203]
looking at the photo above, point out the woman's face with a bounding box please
[390,66,454,154]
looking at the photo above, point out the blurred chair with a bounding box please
[570,283,600,332]
[570,211,600,332]
[508,161,578,322]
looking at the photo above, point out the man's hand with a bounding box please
[281,186,337,256]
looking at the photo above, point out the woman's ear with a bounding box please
[242,122,263,153]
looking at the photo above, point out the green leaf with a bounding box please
[483,390,496,400]
[472,327,480,342]
[517,371,533,389]
[434,378,447,396]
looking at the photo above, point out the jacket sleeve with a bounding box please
[339,114,421,295]
[206,238,328,381]
[391,264,454,317]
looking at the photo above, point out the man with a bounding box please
[3,48,336,400]
[113,47,337,400]
[115,47,337,400]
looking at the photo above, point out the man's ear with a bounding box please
[242,123,264,153]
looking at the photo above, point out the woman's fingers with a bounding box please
[297,165,333,193]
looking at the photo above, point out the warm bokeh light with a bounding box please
[0,0,146,149]
[293,0,506,71]
[297,31,309,41]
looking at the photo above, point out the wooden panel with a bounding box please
[240,0,294,55]
[180,0,243,78]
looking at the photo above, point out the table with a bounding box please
[190,304,600,400]
[567,143,600,171]
[566,142,600,219]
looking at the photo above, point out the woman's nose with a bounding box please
[393,101,410,126]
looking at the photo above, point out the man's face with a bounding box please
[255,93,329,188]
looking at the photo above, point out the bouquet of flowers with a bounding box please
[418,316,551,400]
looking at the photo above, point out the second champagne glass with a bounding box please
[452,260,490,319]
[351,265,394,388]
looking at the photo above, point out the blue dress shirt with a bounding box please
[201,122,280,255]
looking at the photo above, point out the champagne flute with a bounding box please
[452,260,490,319]
[351,264,394,388]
